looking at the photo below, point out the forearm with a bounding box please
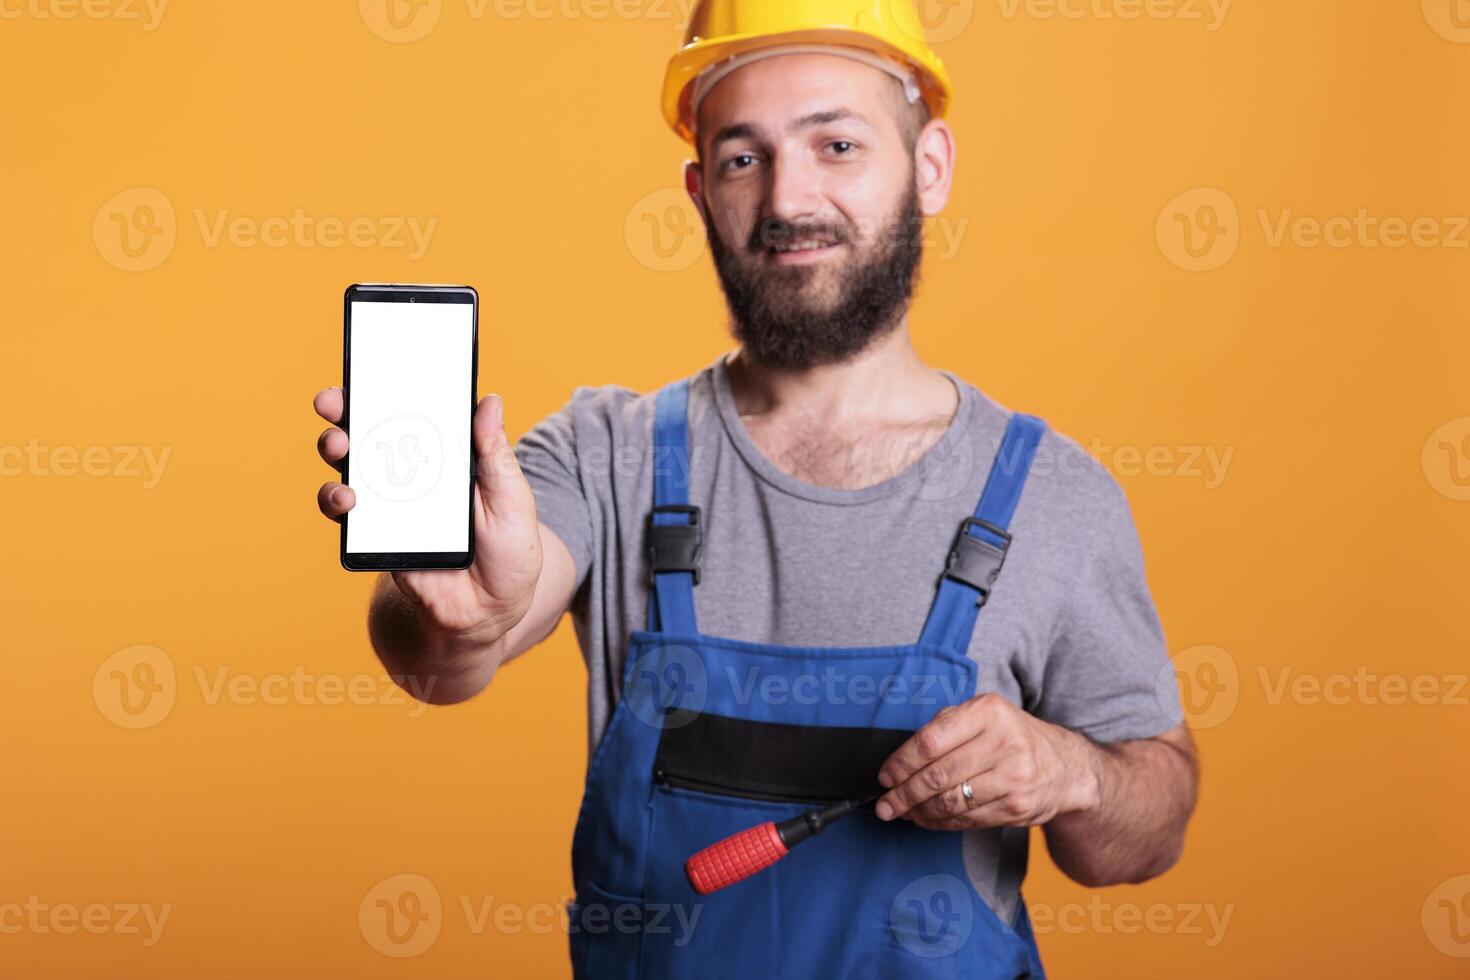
[1044,726,1198,887]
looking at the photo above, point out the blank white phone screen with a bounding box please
[345,299,473,554]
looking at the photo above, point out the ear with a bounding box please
[912,119,956,218]
[683,158,706,223]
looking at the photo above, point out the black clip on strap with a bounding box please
[648,504,703,585]
[944,516,1013,608]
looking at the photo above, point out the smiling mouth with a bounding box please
[765,238,842,256]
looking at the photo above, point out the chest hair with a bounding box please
[743,414,952,490]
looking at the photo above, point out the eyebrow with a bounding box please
[708,108,874,154]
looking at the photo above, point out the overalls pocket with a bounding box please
[642,779,861,978]
[568,880,645,980]
[877,869,1036,979]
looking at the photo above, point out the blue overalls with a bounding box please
[568,378,1048,979]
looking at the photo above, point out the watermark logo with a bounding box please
[360,0,443,41]
[94,188,176,272]
[93,645,176,730]
[95,187,438,270]
[355,879,702,946]
[360,874,443,957]
[1423,416,1470,501]
[625,188,705,273]
[626,644,707,730]
[892,0,976,44]
[95,645,439,727]
[1423,875,1470,957]
[727,666,969,710]
[1080,438,1234,489]
[360,0,699,36]
[1161,646,1468,720]
[1157,644,1238,730]
[891,414,979,504]
[1423,0,1470,43]
[888,430,1236,503]
[356,415,447,503]
[627,651,979,730]
[890,874,974,957]
[1157,187,1239,272]
[1163,189,1470,270]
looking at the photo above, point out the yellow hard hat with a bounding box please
[662,0,953,144]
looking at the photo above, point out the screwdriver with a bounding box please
[684,794,881,895]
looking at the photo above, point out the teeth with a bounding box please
[773,241,836,252]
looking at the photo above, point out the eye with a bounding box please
[827,140,858,155]
[722,152,759,173]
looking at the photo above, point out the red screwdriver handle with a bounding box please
[684,821,789,895]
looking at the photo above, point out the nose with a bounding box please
[764,151,826,232]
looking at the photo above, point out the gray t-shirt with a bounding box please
[514,351,1182,922]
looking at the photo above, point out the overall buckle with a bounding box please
[944,517,1012,607]
[647,504,702,585]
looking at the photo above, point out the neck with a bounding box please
[724,319,955,425]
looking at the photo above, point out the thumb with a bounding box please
[472,394,535,522]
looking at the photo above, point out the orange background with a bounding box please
[2,1,1468,976]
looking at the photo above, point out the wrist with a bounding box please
[1055,728,1104,816]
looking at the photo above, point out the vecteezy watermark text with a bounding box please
[996,0,1231,31]
[358,874,702,959]
[0,440,171,488]
[0,0,167,30]
[1159,187,1470,272]
[1029,896,1235,947]
[93,645,440,730]
[93,188,438,272]
[0,897,171,947]
[193,209,437,259]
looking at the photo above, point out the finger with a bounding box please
[913,796,1030,832]
[893,733,1009,822]
[473,394,537,525]
[877,726,1005,821]
[314,386,344,424]
[908,766,1010,823]
[317,481,355,521]
[317,426,348,467]
[877,700,990,801]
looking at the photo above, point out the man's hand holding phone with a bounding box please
[313,387,547,701]
[316,386,543,628]
[315,284,577,704]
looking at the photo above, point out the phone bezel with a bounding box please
[339,283,478,572]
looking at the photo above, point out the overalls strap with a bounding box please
[918,412,1047,657]
[646,379,700,634]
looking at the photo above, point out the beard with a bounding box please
[704,177,924,371]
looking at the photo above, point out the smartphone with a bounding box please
[340,283,478,571]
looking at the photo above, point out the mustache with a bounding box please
[747,216,851,251]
